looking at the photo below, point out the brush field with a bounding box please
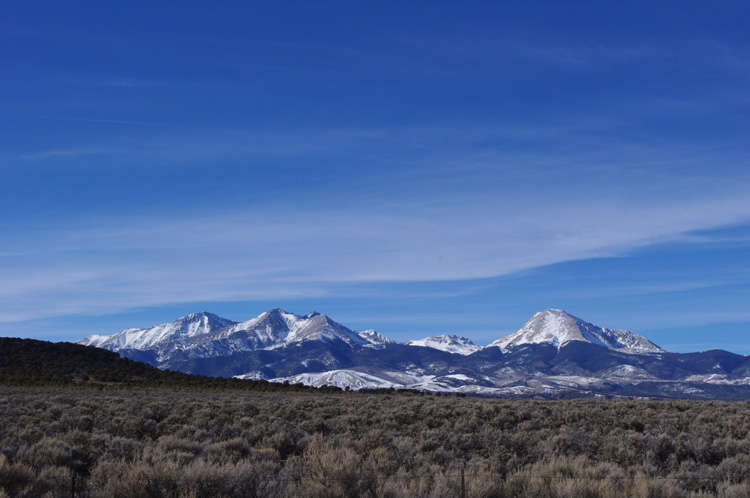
[2,387,750,497]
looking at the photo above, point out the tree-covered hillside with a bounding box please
[0,337,338,392]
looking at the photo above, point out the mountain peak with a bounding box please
[78,311,237,351]
[405,334,481,355]
[265,307,290,316]
[178,311,222,322]
[217,308,367,351]
[358,329,395,346]
[489,309,664,354]
[534,308,571,320]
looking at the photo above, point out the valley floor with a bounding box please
[1,386,750,497]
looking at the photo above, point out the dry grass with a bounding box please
[1,387,749,497]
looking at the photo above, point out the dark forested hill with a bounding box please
[0,337,338,392]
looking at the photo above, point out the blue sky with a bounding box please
[2,2,749,352]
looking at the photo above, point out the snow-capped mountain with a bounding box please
[358,329,396,346]
[405,335,481,355]
[79,308,750,399]
[488,309,664,354]
[78,312,237,351]
[79,309,374,366]
[204,309,369,351]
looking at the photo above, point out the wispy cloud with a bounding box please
[40,115,159,126]
[2,182,748,325]
[17,147,115,160]
[4,114,750,327]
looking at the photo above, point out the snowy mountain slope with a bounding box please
[250,369,471,392]
[79,309,370,356]
[282,312,369,346]
[78,312,237,351]
[212,308,305,349]
[358,329,395,346]
[199,309,369,352]
[255,370,400,390]
[488,309,664,353]
[404,335,481,355]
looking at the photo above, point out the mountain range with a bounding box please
[79,308,750,399]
